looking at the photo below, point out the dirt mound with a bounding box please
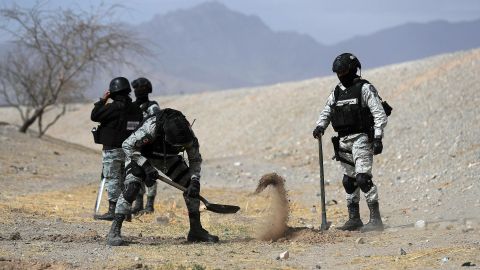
[253,173,289,241]
[284,227,351,244]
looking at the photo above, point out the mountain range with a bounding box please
[131,1,480,95]
[2,1,480,97]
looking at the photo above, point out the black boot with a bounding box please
[361,202,384,232]
[131,194,144,215]
[144,196,155,213]
[94,200,116,221]
[187,212,219,243]
[338,203,364,231]
[107,214,126,246]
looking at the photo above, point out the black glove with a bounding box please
[373,138,383,155]
[142,162,159,187]
[186,176,200,198]
[312,125,325,139]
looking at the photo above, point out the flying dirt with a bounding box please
[253,173,289,241]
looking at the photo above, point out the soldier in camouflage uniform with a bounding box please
[130,77,161,215]
[107,108,219,246]
[91,77,142,221]
[313,53,388,232]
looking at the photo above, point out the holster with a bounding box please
[331,136,355,167]
[91,126,101,144]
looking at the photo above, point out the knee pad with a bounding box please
[356,173,373,193]
[126,163,145,178]
[342,175,357,194]
[123,182,141,203]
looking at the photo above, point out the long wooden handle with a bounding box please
[318,136,328,230]
[155,173,210,205]
[156,174,187,192]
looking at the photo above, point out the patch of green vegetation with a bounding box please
[191,263,206,270]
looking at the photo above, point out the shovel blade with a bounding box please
[205,203,240,214]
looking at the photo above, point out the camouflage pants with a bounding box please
[102,149,125,202]
[116,155,198,215]
[338,133,378,204]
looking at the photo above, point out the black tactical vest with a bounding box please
[140,110,187,159]
[330,79,374,137]
[98,101,143,148]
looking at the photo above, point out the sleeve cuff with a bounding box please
[137,156,148,167]
[94,98,106,105]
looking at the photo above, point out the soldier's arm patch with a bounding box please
[368,85,378,96]
[135,134,153,147]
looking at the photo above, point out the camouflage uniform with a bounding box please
[316,82,387,205]
[136,101,161,200]
[91,90,142,221]
[107,109,218,245]
[115,115,202,215]
[102,149,125,202]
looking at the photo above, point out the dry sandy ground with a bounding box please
[1,49,480,269]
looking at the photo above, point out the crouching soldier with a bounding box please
[313,53,389,232]
[131,77,161,215]
[106,108,219,245]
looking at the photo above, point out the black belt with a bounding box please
[331,136,355,167]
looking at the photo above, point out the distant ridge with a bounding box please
[131,2,480,95]
[1,1,479,98]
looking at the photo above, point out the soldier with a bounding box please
[130,77,161,215]
[91,77,143,221]
[106,108,219,245]
[313,53,388,232]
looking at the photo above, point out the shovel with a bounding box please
[318,136,330,230]
[156,172,240,214]
[94,171,105,214]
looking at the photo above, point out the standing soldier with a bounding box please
[107,108,219,246]
[130,77,161,215]
[313,53,388,232]
[91,77,143,221]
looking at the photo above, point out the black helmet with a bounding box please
[131,77,152,97]
[332,53,361,74]
[109,77,131,94]
[163,111,194,146]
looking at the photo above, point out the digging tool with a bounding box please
[156,172,240,214]
[94,173,106,214]
[318,136,329,230]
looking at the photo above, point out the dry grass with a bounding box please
[0,182,350,269]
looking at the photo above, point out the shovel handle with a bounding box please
[156,175,210,206]
[318,136,328,230]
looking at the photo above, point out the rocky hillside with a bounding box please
[1,48,479,270]
[4,48,479,216]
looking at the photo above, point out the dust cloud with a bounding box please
[253,173,289,241]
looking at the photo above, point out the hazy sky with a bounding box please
[2,0,480,44]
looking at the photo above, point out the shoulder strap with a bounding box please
[333,85,340,103]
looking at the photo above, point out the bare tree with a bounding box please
[0,3,148,136]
